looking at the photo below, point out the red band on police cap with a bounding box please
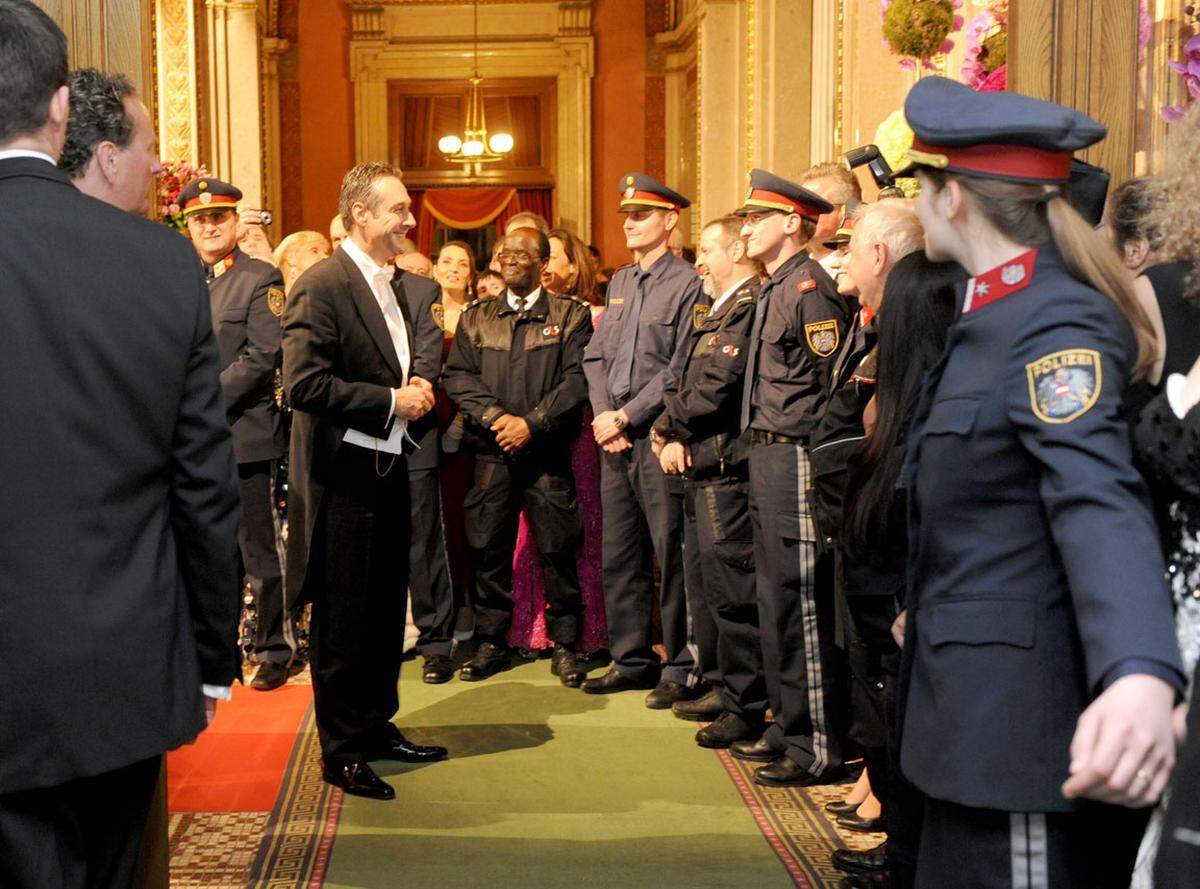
[620,189,680,210]
[909,138,1074,183]
[182,193,239,214]
[744,189,825,221]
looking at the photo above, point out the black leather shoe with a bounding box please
[832,842,888,875]
[696,712,763,748]
[551,645,587,688]
[321,760,394,800]
[646,680,696,709]
[836,812,885,833]
[754,756,845,787]
[730,737,779,763]
[839,874,893,889]
[672,688,724,721]
[581,668,656,695]
[459,642,511,681]
[422,654,454,684]
[250,661,288,691]
[364,730,448,764]
[825,798,863,817]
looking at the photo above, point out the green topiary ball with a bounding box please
[883,0,954,60]
[979,29,1008,73]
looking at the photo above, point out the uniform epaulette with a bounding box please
[462,298,484,312]
[554,293,591,309]
[733,293,756,306]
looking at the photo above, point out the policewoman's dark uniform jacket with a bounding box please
[443,290,594,457]
[656,277,759,480]
[898,246,1184,812]
[209,246,287,463]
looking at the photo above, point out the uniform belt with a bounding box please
[747,429,804,446]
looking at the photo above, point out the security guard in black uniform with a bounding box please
[729,169,852,787]
[582,173,707,706]
[390,265,458,684]
[652,214,767,748]
[180,177,291,690]
[894,77,1184,888]
[444,227,593,687]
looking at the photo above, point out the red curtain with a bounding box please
[410,187,555,258]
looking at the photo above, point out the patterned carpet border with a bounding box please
[716,750,884,889]
[247,704,343,888]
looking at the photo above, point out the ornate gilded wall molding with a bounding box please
[155,0,199,165]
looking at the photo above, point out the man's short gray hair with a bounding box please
[853,199,923,264]
[338,162,403,232]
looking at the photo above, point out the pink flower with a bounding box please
[1163,104,1190,123]
[1138,1,1152,63]
[940,39,955,54]
[978,65,1007,92]
[168,203,180,215]
[898,58,917,72]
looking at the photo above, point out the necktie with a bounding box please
[739,283,771,432]
[610,270,649,402]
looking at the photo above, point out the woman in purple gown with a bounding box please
[507,230,608,654]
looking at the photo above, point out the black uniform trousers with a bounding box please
[238,460,291,664]
[309,444,410,766]
[599,436,697,685]
[464,453,583,646]
[748,441,843,774]
[407,468,456,657]
[916,798,1150,889]
[681,497,718,692]
[0,755,160,889]
[684,474,767,719]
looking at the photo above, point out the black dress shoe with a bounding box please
[321,760,394,800]
[250,661,288,691]
[840,872,894,889]
[754,755,846,787]
[832,842,888,875]
[422,654,454,684]
[672,688,724,721]
[645,680,695,710]
[836,812,885,833]
[364,730,448,763]
[459,641,511,681]
[696,712,763,748]
[730,737,779,763]
[825,798,863,817]
[580,668,657,695]
[551,645,587,688]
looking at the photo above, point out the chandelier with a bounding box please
[437,0,514,170]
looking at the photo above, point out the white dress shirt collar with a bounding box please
[0,149,56,165]
[507,287,543,312]
[710,275,754,315]
[340,236,395,286]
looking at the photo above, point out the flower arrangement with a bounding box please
[881,0,964,72]
[962,3,1007,91]
[157,160,210,232]
[1163,34,1200,123]
[873,109,920,197]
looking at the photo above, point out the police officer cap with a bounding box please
[734,168,833,223]
[179,177,242,218]
[618,172,691,212]
[892,76,1106,185]
[823,215,855,250]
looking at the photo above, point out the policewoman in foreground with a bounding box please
[893,77,1185,888]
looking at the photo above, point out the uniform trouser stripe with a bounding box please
[1011,813,1049,889]
[793,445,828,774]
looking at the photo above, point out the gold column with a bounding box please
[205,0,264,206]
[260,36,289,243]
[155,0,199,165]
[1010,0,1140,181]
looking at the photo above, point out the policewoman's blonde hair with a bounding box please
[922,170,1157,382]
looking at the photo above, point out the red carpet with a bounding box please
[167,683,312,812]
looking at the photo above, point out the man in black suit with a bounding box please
[391,264,459,684]
[0,4,241,886]
[177,176,293,690]
[282,162,448,800]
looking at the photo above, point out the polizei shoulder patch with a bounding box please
[1025,349,1101,423]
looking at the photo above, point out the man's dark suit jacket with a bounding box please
[209,247,287,463]
[282,247,420,608]
[0,157,241,795]
[392,269,444,473]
